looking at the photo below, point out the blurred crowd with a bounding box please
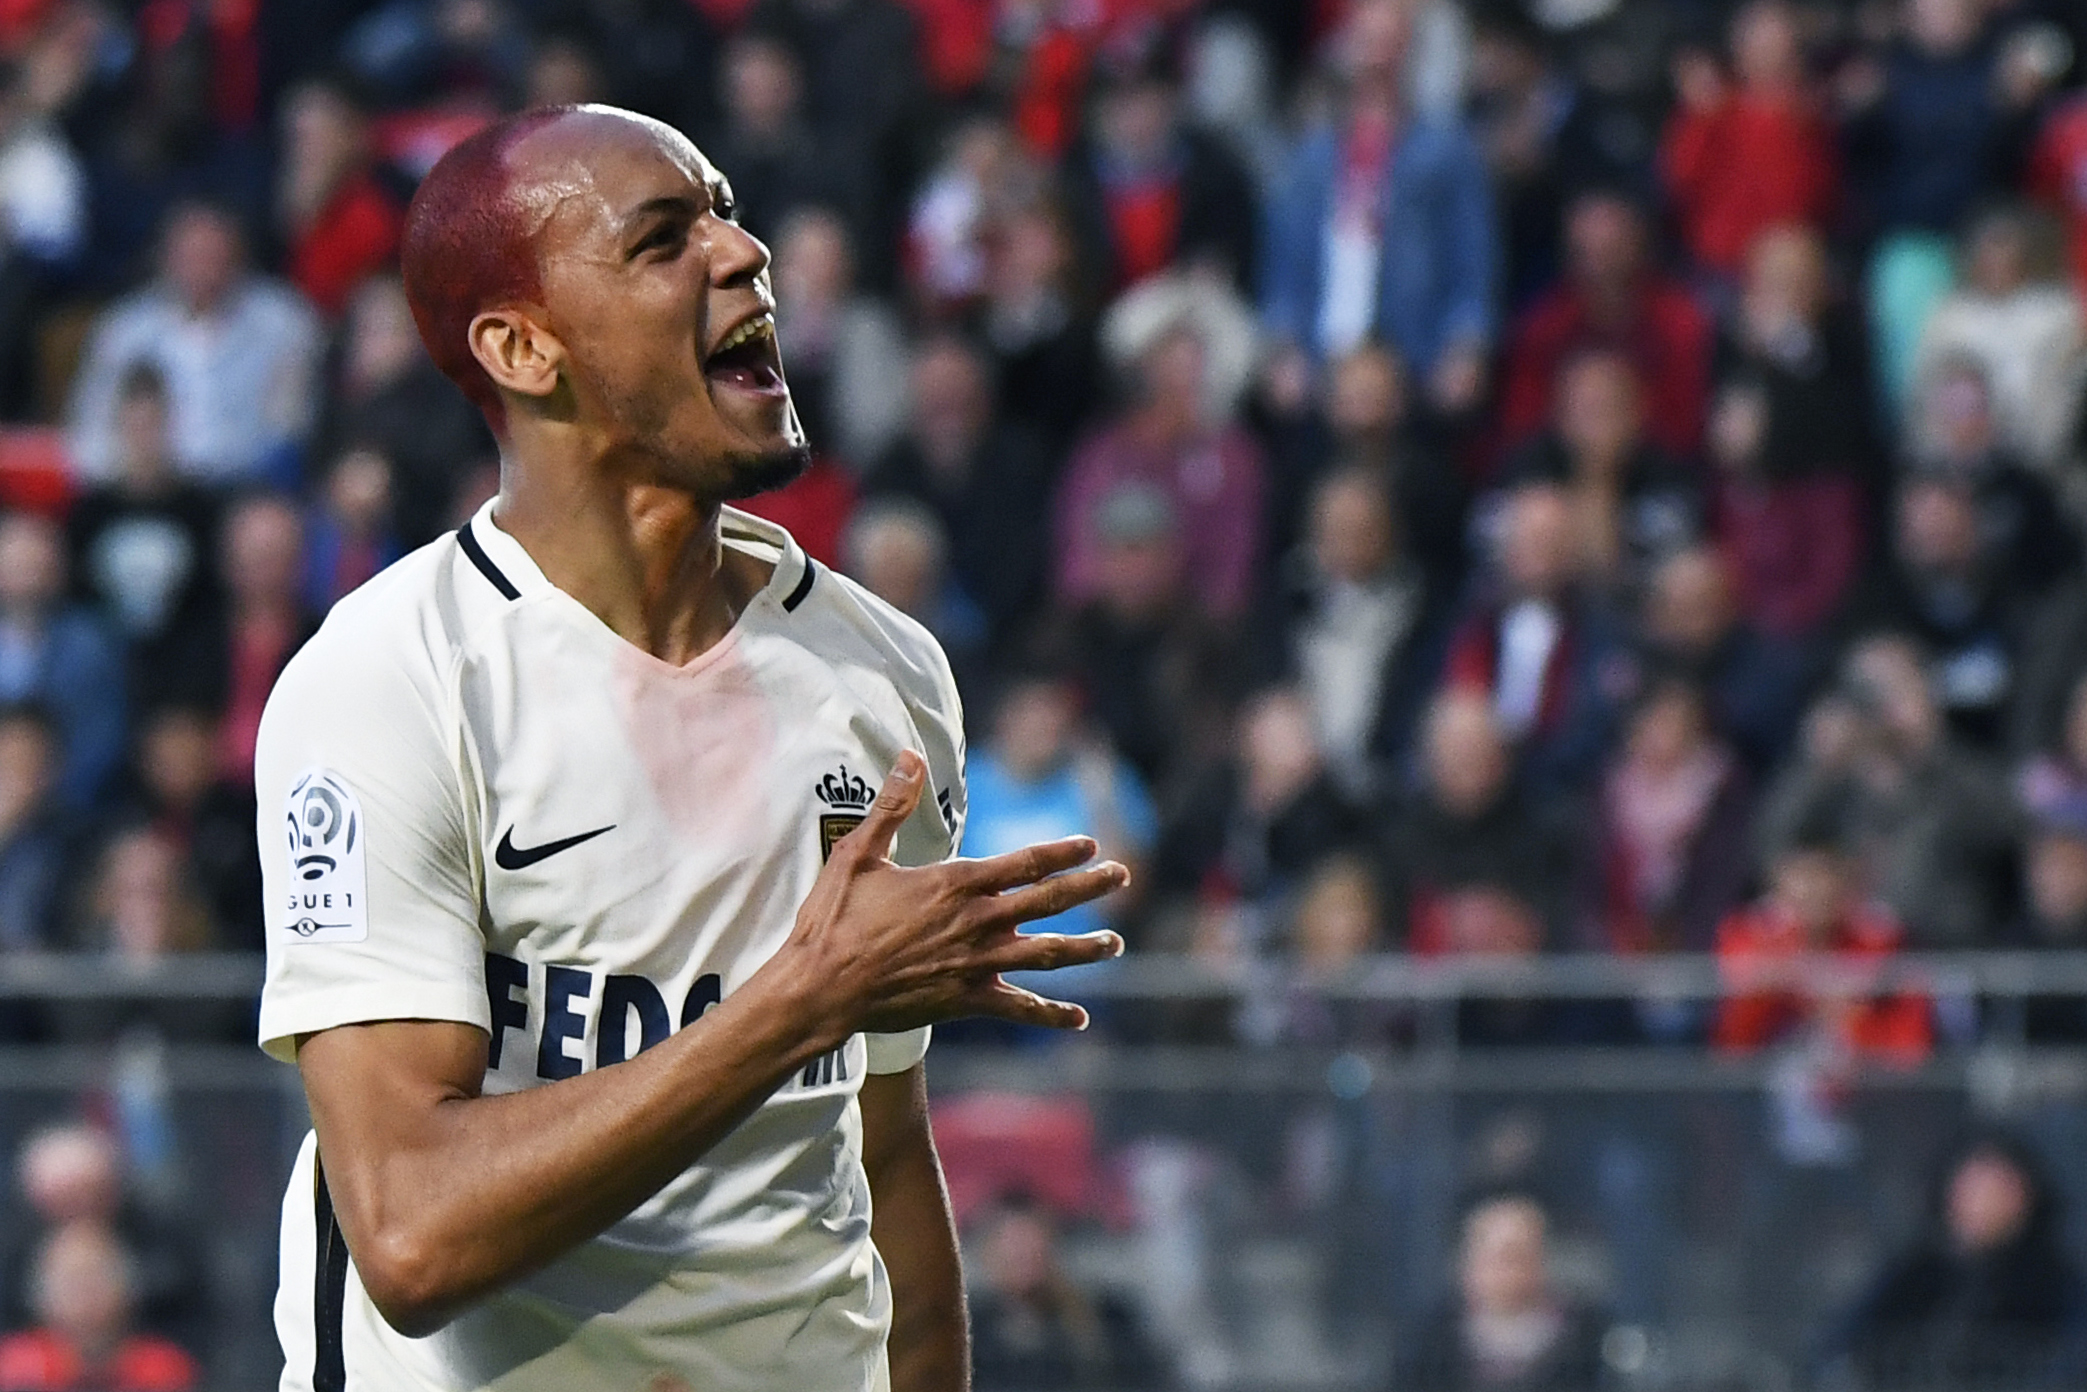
[0,0,2079,1074]
[0,0,2084,1383]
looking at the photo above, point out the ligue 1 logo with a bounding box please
[281,769,369,942]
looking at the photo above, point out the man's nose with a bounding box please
[710,218,770,291]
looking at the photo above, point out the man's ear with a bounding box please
[467,309,564,401]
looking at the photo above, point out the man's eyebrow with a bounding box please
[620,194,702,236]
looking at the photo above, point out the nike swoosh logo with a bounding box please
[494,824,615,870]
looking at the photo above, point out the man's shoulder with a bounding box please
[791,553,958,710]
[265,536,480,725]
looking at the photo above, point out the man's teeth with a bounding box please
[713,315,775,357]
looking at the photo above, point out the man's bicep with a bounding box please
[296,1021,492,1265]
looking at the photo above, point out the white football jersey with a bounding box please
[257,502,966,1392]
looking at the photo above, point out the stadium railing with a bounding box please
[10,953,2087,1391]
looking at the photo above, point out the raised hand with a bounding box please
[785,751,1130,1035]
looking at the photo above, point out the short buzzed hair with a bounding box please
[400,108,576,429]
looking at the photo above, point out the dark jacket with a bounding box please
[1394,1301,1613,1392]
[1818,1135,2087,1389]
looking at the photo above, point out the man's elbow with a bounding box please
[354,1227,469,1339]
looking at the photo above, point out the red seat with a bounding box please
[0,428,73,516]
[930,1091,1099,1228]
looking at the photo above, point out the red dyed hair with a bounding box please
[399,108,573,432]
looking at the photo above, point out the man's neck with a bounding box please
[495,450,767,667]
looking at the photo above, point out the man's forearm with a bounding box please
[864,1068,969,1392]
[301,962,852,1336]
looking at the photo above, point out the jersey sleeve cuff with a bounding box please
[862,1026,931,1075]
[259,983,493,1063]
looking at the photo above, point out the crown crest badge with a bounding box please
[815,766,874,811]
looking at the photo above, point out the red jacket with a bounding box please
[1498,279,1713,461]
[288,174,403,317]
[0,1330,196,1391]
[2029,95,2087,304]
[1712,472,1863,639]
[1662,93,1839,274]
[1713,900,1930,1063]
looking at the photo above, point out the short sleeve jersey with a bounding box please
[257,503,966,1392]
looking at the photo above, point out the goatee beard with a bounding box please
[719,444,813,501]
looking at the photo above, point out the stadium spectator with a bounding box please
[1466,8,1655,309]
[66,203,320,486]
[1503,348,1704,593]
[959,668,1157,944]
[1704,379,1865,641]
[1443,481,1628,792]
[1844,0,2057,410]
[1,1125,203,1349]
[120,705,259,954]
[1635,547,1814,772]
[0,511,124,810]
[0,54,84,416]
[1394,1192,1613,1392]
[1842,0,2050,243]
[975,198,1101,456]
[67,826,210,961]
[1044,481,1238,791]
[2007,810,2087,1045]
[1260,464,1445,800]
[1818,1134,2087,1388]
[0,705,70,953]
[967,1193,1164,1390]
[1265,342,1467,589]
[1384,692,1580,955]
[202,494,315,788]
[772,206,910,470]
[1154,688,1368,957]
[906,117,1042,316]
[1595,677,1754,954]
[2021,671,2087,823]
[1059,49,1256,295]
[1855,474,2041,747]
[315,274,491,549]
[1258,0,1496,413]
[864,333,1056,638]
[1910,206,2085,474]
[299,446,401,613]
[1497,191,1712,461]
[1660,1,1837,279]
[2017,808,2087,951]
[1054,315,1266,621]
[0,1222,196,1392]
[0,55,84,271]
[274,80,402,318]
[840,498,988,703]
[2029,87,2087,295]
[700,32,855,250]
[1713,796,1930,1062]
[1902,354,2079,597]
[744,0,925,275]
[1760,636,2019,949]
[1710,224,1875,489]
[61,365,218,711]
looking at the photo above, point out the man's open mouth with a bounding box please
[704,312,786,396]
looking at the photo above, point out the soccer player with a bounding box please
[255,105,1129,1392]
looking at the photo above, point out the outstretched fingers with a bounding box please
[962,836,1100,893]
[986,862,1131,926]
[969,978,1092,1031]
[985,929,1125,975]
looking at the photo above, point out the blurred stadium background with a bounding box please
[3,0,2087,1387]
